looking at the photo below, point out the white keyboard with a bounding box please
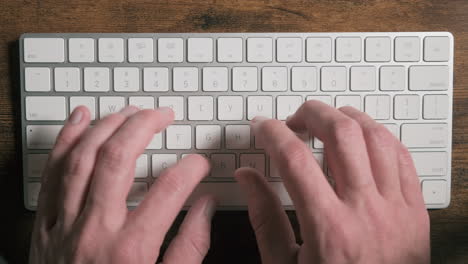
[20,32,453,210]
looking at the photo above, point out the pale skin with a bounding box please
[29,100,430,264]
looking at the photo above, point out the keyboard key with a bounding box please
[394,95,420,120]
[70,97,96,120]
[129,96,155,109]
[422,180,447,204]
[306,37,332,62]
[127,182,148,206]
[158,96,184,120]
[262,67,287,91]
[25,67,51,92]
[232,67,257,91]
[335,95,361,110]
[27,183,41,207]
[350,66,376,91]
[143,67,169,92]
[240,154,265,174]
[247,96,273,120]
[210,154,236,177]
[226,125,251,149]
[196,125,221,149]
[55,67,80,92]
[152,154,177,177]
[27,125,62,149]
[423,95,449,120]
[99,97,125,119]
[146,133,162,150]
[98,38,124,62]
[84,67,110,92]
[424,37,450,62]
[26,96,66,121]
[411,152,447,176]
[69,38,95,62]
[409,66,449,91]
[365,95,390,120]
[166,125,192,149]
[291,67,317,91]
[247,38,273,62]
[173,67,198,91]
[218,96,243,121]
[24,38,65,63]
[158,38,183,62]
[383,124,399,139]
[188,96,214,120]
[306,95,333,106]
[128,38,154,62]
[114,67,139,92]
[276,37,302,62]
[277,96,302,120]
[203,67,228,91]
[188,38,213,62]
[365,37,391,62]
[395,36,420,62]
[336,37,361,62]
[27,154,48,178]
[135,154,148,178]
[217,38,243,62]
[401,123,447,148]
[380,66,405,91]
[321,67,347,91]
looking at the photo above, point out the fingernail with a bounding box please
[250,116,269,134]
[204,197,217,219]
[119,106,139,117]
[69,108,83,124]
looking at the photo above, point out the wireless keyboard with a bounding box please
[19,32,453,210]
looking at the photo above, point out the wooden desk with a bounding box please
[0,0,467,263]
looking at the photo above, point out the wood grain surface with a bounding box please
[0,0,467,263]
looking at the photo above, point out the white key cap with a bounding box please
[152,154,177,177]
[27,183,41,207]
[127,183,148,206]
[306,95,333,106]
[226,125,251,149]
[84,68,110,92]
[350,66,376,91]
[25,67,51,92]
[143,67,169,92]
[262,67,287,91]
[247,96,273,120]
[240,154,265,174]
[166,125,192,149]
[70,97,96,120]
[232,67,257,91]
[247,38,273,62]
[306,37,332,62]
[423,95,449,120]
[196,125,221,149]
[146,133,162,149]
[218,96,244,121]
[135,154,148,178]
[409,66,449,91]
[26,96,66,121]
[276,38,302,62]
[99,97,125,119]
[321,67,347,91]
[114,67,139,92]
[188,38,213,62]
[217,38,243,62]
[383,124,399,139]
[158,38,183,62]
[277,96,302,120]
[27,154,48,178]
[24,38,65,63]
[203,67,228,91]
[69,38,95,62]
[55,67,80,92]
[335,95,361,110]
[27,125,62,149]
[411,152,447,176]
[422,180,447,204]
[291,67,317,91]
[395,37,420,62]
[365,95,390,120]
[128,38,154,62]
[210,154,236,177]
[188,96,214,120]
[380,66,405,91]
[98,38,124,62]
[129,96,154,109]
[336,37,361,62]
[365,37,391,62]
[158,96,184,120]
[424,37,450,62]
[401,123,447,148]
[394,95,420,120]
[313,138,324,149]
[173,67,198,91]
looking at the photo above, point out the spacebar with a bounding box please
[186,182,293,207]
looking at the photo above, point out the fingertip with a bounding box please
[68,106,90,125]
[157,106,175,120]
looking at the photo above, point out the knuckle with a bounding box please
[64,150,91,176]
[330,118,362,144]
[157,168,185,194]
[278,140,311,172]
[181,233,210,258]
[98,142,131,169]
[55,128,76,147]
[365,124,395,148]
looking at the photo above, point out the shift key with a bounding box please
[401,123,447,148]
